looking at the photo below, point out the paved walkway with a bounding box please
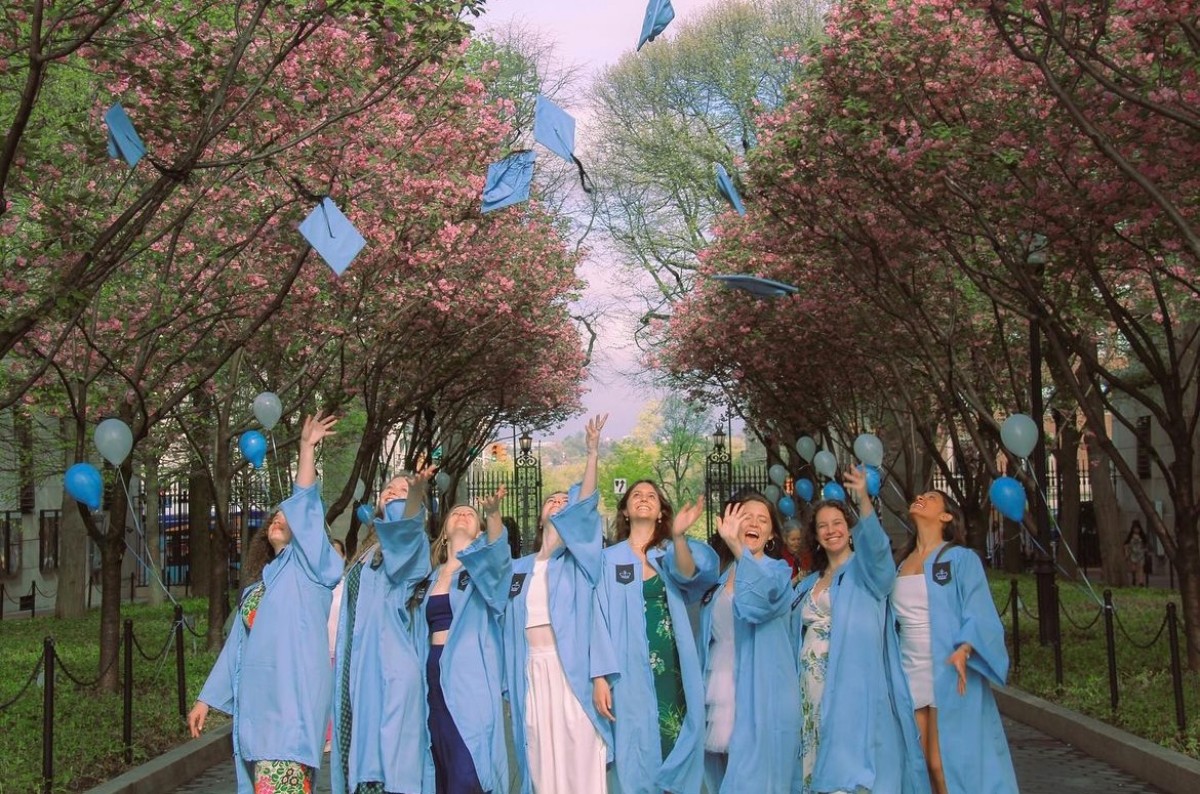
[171,716,1165,793]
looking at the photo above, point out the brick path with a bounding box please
[171,716,1166,793]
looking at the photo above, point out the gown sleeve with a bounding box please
[732,553,792,624]
[458,530,514,615]
[661,538,720,604]
[851,512,897,601]
[376,509,432,585]
[550,490,603,587]
[952,549,1009,686]
[279,482,343,588]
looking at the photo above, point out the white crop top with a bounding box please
[525,557,551,628]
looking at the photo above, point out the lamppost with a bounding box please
[1027,236,1060,647]
[704,426,732,540]
[513,430,542,555]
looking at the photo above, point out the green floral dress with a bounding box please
[643,573,686,759]
[798,585,833,794]
[241,582,315,794]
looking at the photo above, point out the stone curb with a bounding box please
[996,685,1200,794]
[83,725,231,794]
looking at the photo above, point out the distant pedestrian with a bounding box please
[1124,520,1148,587]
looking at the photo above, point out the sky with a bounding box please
[473,1,722,442]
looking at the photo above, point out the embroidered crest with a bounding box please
[412,579,430,603]
[509,572,527,598]
[457,570,471,590]
[932,561,952,586]
[701,584,719,605]
[615,563,635,585]
[369,547,384,570]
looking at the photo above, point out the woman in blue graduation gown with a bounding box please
[411,488,513,793]
[188,413,345,794]
[791,466,927,794]
[698,491,801,793]
[893,489,1017,793]
[503,415,614,793]
[330,468,434,794]
[592,480,718,794]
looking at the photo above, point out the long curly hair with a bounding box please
[614,479,675,554]
[807,500,857,575]
[241,511,283,586]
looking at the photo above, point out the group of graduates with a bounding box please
[188,413,1019,794]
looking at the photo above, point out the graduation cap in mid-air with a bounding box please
[482,150,537,214]
[104,104,146,168]
[711,274,798,298]
[638,0,676,51]
[534,95,593,193]
[714,163,746,216]
[298,197,366,277]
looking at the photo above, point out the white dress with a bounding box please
[892,573,935,709]
[705,582,736,752]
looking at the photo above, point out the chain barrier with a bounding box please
[1060,601,1104,631]
[1113,608,1170,650]
[180,616,206,639]
[32,583,56,600]
[132,625,175,663]
[52,648,119,689]
[0,654,45,712]
[1,585,24,605]
[1017,593,1040,622]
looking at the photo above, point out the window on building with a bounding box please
[0,512,21,577]
[39,510,60,573]
[1135,416,1152,480]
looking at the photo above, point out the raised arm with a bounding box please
[579,414,607,501]
[843,466,894,600]
[296,412,337,489]
[482,485,507,544]
[669,496,706,579]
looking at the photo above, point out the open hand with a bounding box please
[716,502,744,558]
[585,414,608,454]
[593,677,614,721]
[480,485,507,516]
[300,412,338,448]
[187,701,209,738]
[948,645,971,695]
[672,496,705,538]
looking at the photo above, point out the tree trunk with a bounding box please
[188,466,212,599]
[1178,515,1200,670]
[97,458,132,692]
[1053,410,1081,579]
[55,419,88,618]
[145,457,163,607]
[1086,431,1125,587]
[1003,517,1023,574]
[206,414,234,651]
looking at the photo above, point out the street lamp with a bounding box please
[519,430,533,456]
[705,424,732,539]
[712,427,726,454]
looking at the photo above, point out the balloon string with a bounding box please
[268,433,287,502]
[1023,463,1104,607]
[117,469,180,607]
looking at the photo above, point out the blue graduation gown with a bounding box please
[790,513,929,794]
[412,532,514,792]
[502,489,617,793]
[330,510,431,794]
[922,544,1018,793]
[697,553,801,793]
[198,482,343,794]
[594,537,719,794]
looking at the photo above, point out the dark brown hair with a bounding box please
[807,499,858,574]
[614,479,675,554]
[713,489,785,570]
[241,511,283,586]
[899,489,966,561]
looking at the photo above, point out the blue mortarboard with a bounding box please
[711,274,798,298]
[533,95,593,192]
[638,0,676,51]
[298,197,366,277]
[715,163,746,216]
[482,150,537,214]
[104,104,146,168]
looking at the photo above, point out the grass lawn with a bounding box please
[989,573,1200,760]
[0,599,224,793]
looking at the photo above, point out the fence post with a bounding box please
[42,637,54,794]
[129,572,135,603]
[1166,603,1187,734]
[123,620,134,764]
[29,581,36,619]
[1103,589,1118,711]
[1,582,5,621]
[1010,579,1020,673]
[174,604,187,721]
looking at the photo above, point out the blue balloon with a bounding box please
[822,482,846,502]
[355,504,374,526]
[238,430,267,468]
[864,465,883,497]
[64,463,103,511]
[794,478,815,502]
[989,476,1026,522]
[777,495,797,518]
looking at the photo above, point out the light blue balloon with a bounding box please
[814,450,838,479]
[238,430,267,468]
[777,495,797,518]
[853,433,884,468]
[355,504,374,525]
[822,482,846,502]
[768,463,788,487]
[763,484,782,504]
[64,463,103,511]
[989,476,1026,522]
[94,418,133,466]
[1000,413,1038,459]
[795,436,817,462]
[795,478,815,502]
[252,392,283,431]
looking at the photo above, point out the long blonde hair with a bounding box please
[430,504,485,567]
